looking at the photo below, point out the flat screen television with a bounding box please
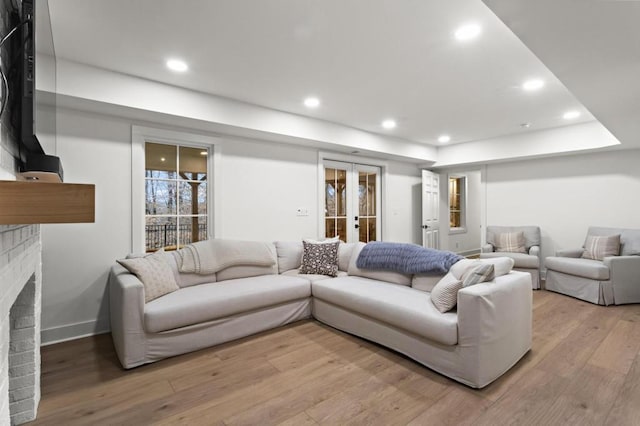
[8,0,63,182]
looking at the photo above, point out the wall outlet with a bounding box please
[296,208,309,216]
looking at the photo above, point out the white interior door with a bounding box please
[422,170,440,248]
[323,161,381,243]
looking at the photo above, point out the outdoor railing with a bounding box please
[145,223,207,251]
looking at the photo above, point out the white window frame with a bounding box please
[131,126,220,253]
[448,173,467,234]
[318,151,387,242]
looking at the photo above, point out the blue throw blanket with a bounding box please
[356,242,463,274]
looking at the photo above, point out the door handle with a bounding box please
[355,224,359,229]
[422,225,429,229]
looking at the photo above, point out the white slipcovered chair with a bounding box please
[545,226,640,305]
[481,225,541,289]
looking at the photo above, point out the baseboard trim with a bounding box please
[41,317,110,346]
[459,248,481,257]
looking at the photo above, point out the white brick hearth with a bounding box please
[0,225,41,425]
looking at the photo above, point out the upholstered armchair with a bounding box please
[481,225,541,289]
[545,226,640,305]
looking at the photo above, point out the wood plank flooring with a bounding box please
[28,291,640,425]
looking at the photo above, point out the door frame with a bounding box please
[318,151,388,242]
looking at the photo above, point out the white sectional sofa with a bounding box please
[109,240,532,389]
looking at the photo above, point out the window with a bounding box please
[449,175,466,231]
[144,142,208,252]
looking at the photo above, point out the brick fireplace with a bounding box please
[0,225,41,425]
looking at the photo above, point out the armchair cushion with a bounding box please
[545,257,610,280]
[587,227,640,256]
[480,252,539,269]
[582,234,620,261]
[495,232,526,253]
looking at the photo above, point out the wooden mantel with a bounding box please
[0,180,95,224]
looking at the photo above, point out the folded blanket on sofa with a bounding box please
[174,239,275,274]
[356,241,464,274]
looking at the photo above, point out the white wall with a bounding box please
[485,149,640,268]
[40,105,422,343]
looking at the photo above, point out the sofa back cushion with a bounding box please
[411,274,445,293]
[338,242,357,272]
[450,257,514,280]
[127,251,217,288]
[217,243,278,281]
[275,241,303,273]
[347,242,412,286]
[587,226,640,256]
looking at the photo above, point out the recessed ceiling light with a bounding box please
[454,24,482,41]
[166,59,188,72]
[304,97,320,108]
[520,123,531,128]
[438,135,451,143]
[200,151,208,156]
[382,119,397,129]
[160,157,166,162]
[563,110,581,120]
[522,79,544,91]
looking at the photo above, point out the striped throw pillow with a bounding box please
[495,231,526,253]
[430,272,463,313]
[582,234,620,261]
[462,263,495,287]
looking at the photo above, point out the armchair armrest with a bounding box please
[481,243,494,253]
[528,245,540,258]
[109,264,147,368]
[555,248,583,258]
[604,256,640,304]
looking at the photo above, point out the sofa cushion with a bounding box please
[495,232,526,253]
[430,272,463,313]
[348,242,412,286]
[118,250,179,303]
[411,273,446,293]
[144,275,311,333]
[300,240,339,276]
[312,276,458,345]
[216,263,278,282]
[480,252,538,269]
[338,242,357,272]
[582,234,620,261]
[282,268,348,283]
[545,257,610,280]
[275,241,303,273]
[164,254,217,288]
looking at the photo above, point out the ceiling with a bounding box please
[44,0,597,148]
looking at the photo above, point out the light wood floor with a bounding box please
[28,291,640,425]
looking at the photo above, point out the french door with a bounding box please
[323,161,381,243]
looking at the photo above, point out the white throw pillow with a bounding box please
[430,272,463,313]
[117,249,179,303]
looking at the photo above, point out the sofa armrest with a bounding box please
[456,271,532,387]
[604,256,640,304]
[109,264,147,368]
[529,245,540,258]
[555,248,583,258]
[481,243,494,253]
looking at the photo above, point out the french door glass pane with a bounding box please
[358,171,377,243]
[325,167,348,240]
[145,216,177,251]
